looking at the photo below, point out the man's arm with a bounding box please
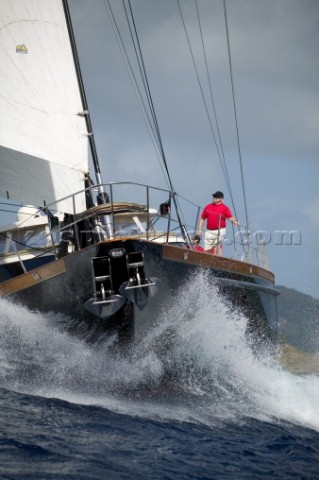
[229,216,240,226]
[197,217,205,235]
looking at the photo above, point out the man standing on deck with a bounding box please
[197,191,240,255]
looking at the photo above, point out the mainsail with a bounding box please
[0,0,89,213]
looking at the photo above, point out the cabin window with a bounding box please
[0,227,59,254]
[114,221,144,237]
[113,216,155,237]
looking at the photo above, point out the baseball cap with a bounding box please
[212,191,224,198]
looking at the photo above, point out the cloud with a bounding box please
[69,0,319,297]
[302,196,319,228]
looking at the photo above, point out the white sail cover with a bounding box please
[0,0,89,213]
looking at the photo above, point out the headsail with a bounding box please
[0,0,89,213]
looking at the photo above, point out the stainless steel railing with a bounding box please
[0,182,271,270]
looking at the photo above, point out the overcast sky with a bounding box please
[69,0,319,299]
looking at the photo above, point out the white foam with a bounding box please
[1,273,319,431]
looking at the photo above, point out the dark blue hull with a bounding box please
[0,239,278,347]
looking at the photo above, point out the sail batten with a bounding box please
[0,0,89,212]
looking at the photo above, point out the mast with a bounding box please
[62,0,109,206]
[63,0,115,239]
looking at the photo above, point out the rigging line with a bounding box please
[123,1,161,150]
[6,208,47,229]
[125,0,187,230]
[176,0,228,184]
[223,0,250,233]
[104,0,168,185]
[195,0,238,221]
[176,193,201,209]
[103,0,170,188]
[124,0,192,245]
[104,1,190,244]
[122,1,159,145]
[0,231,55,256]
[0,202,25,208]
[125,0,175,191]
[63,0,105,195]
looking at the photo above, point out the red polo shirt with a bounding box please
[201,203,232,230]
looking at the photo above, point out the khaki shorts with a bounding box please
[204,228,226,253]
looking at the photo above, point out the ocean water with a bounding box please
[1,274,319,479]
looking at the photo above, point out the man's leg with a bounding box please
[215,229,226,256]
[204,230,218,254]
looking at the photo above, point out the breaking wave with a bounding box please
[1,271,319,431]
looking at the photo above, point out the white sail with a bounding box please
[0,0,89,213]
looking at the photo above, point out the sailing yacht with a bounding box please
[0,0,278,346]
